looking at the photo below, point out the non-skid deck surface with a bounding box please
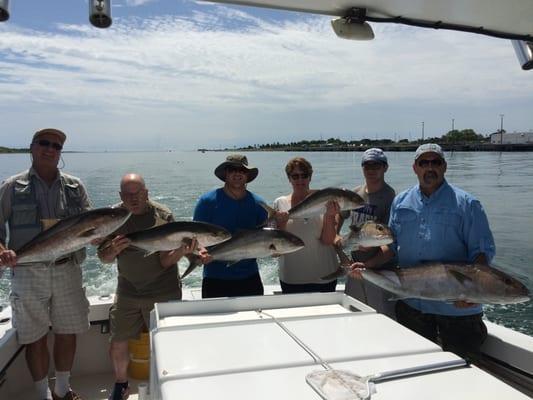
[19,374,148,400]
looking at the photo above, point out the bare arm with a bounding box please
[97,235,131,264]
[0,181,17,267]
[347,244,394,278]
[159,238,201,269]
[0,242,17,267]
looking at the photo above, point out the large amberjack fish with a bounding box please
[261,188,365,220]
[181,228,305,279]
[339,221,394,250]
[125,221,231,255]
[362,263,530,305]
[16,207,131,265]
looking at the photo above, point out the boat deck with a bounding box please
[18,374,145,400]
[149,292,531,400]
[2,290,533,399]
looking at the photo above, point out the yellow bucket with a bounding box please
[128,332,150,380]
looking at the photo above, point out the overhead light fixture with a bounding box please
[0,0,9,22]
[331,8,375,41]
[89,0,112,29]
[512,40,533,70]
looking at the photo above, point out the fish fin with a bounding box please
[333,243,352,267]
[386,295,404,301]
[180,254,202,280]
[15,261,43,267]
[449,269,474,285]
[79,227,97,237]
[143,251,158,257]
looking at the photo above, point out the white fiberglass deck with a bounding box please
[149,292,531,400]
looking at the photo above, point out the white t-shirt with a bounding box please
[273,195,339,284]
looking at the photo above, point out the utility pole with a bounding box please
[421,122,425,141]
[452,118,455,131]
[499,114,504,144]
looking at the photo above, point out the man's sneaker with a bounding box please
[108,381,130,400]
[52,390,83,400]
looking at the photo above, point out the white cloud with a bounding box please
[0,8,532,150]
[124,0,158,6]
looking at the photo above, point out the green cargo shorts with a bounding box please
[109,292,179,342]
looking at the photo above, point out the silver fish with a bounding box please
[362,263,530,305]
[340,221,394,250]
[16,207,131,265]
[261,187,365,219]
[181,228,305,279]
[125,221,231,255]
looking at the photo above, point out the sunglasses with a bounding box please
[226,166,248,174]
[120,189,146,198]
[417,158,443,168]
[289,173,309,180]
[34,139,63,151]
[362,162,384,170]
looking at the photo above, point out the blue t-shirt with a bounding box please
[389,180,495,316]
[193,188,268,280]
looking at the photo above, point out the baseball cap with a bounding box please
[361,148,388,165]
[414,143,445,160]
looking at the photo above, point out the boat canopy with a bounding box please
[198,0,533,40]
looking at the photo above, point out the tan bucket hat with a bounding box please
[32,128,67,144]
[214,154,258,183]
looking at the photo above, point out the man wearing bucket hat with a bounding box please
[342,148,396,318]
[193,154,267,298]
[0,128,91,400]
[347,143,495,359]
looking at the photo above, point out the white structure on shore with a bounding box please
[490,131,533,144]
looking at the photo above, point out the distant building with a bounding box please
[490,131,533,144]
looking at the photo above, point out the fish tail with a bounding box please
[258,202,276,219]
[181,254,202,280]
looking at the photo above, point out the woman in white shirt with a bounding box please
[273,157,340,293]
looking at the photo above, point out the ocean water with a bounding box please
[0,150,532,335]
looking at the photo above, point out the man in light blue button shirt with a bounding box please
[348,143,495,358]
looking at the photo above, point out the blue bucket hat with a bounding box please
[361,148,388,166]
[414,143,445,161]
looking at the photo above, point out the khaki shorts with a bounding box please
[10,263,90,344]
[109,292,179,342]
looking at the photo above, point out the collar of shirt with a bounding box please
[28,167,61,187]
[415,179,449,204]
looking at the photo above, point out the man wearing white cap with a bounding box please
[348,143,495,359]
[343,148,396,318]
[0,129,90,400]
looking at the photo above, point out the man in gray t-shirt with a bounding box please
[343,148,396,318]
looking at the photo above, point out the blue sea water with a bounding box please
[0,150,532,335]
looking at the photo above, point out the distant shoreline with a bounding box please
[199,143,533,152]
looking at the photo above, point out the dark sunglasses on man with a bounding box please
[417,158,443,168]
[226,166,248,174]
[33,139,63,151]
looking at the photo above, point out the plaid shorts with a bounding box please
[10,263,90,344]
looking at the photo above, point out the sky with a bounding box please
[0,0,532,151]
